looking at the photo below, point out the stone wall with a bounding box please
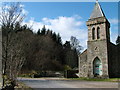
[86,17,110,42]
[79,50,88,77]
[79,2,119,78]
[87,40,109,78]
[86,16,110,78]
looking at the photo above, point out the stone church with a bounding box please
[79,1,120,78]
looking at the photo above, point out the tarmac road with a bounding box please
[18,77,118,90]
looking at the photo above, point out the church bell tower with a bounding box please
[86,1,110,77]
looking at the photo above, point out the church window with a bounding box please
[92,27,95,40]
[97,27,100,39]
[93,57,102,76]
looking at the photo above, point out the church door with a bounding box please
[93,58,102,76]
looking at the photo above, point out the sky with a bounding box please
[1,2,119,50]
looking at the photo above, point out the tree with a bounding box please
[70,36,83,54]
[46,29,52,36]
[37,29,40,35]
[63,41,78,68]
[116,35,120,72]
[0,2,26,88]
[52,32,57,41]
[116,35,120,45]
[0,3,25,27]
[32,35,64,71]
[56,33,62,44]
[64,41,71,49]
[41,25,46,35]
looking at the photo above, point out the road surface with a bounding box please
[18,77,118,90]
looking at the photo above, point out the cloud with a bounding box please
[20,4,29,15]
[109,18,119,25]
[22,8,28,15]
[0,3,28,15]
[23,15,87,50]
[108,18,118,44]
[23,17,119,50]
[19,4,24,8]
[0,3,29,26]
[110,32,118,44]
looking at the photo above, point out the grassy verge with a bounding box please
[14,81,33,90]
[68,77,120,82]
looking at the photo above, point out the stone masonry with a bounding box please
[79,1,120,78]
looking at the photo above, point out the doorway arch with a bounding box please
[93,57,102,76]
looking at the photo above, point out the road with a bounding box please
[18,77,118,90]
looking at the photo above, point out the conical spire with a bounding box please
[90,1,105,19]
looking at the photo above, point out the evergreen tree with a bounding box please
[41,25,46,35]
[46,29,52,36]
[37,29,41,35]
[52,32,57,41]
[56,33,62,44]
[116,35,120,45]
[64,41,71,49]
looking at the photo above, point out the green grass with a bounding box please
[69,77,120,82]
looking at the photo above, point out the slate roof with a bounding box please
[90,1,105,19]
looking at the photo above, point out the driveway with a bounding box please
[18,77,118,90]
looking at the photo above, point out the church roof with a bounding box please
[90,1,105,19]
[80,49,87,56]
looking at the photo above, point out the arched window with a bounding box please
[93,57,102,76]
[97,27,100,39]
[92,27,95,40]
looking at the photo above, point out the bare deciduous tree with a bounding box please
[70,36,83,54]
[0,2,26,88]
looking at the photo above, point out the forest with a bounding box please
[1,2,82,88]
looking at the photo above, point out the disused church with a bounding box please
[79,1,120,78]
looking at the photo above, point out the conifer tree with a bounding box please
[37,29,40,35]
[41,25,46,35]
[52,32,57,41]
[56,33,62,44]
[116,35,120,45]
